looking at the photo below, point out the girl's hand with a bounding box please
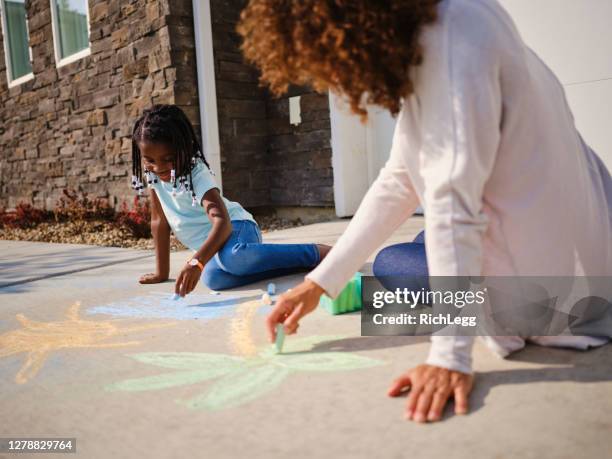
[175,264,202,297]
[266,279,325,341]
[388,364,474,423]
[139,273,169,284]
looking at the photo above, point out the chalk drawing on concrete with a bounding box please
[109,298,384,411]
[108,336,383,411]
[228,299,263,357]
[87,291,256,321]
[0,302,174,384]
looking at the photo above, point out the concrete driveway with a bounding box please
[1,216,611,459]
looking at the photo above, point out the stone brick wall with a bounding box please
[266,89,333,207]
[210,0,334,209]
[0,0,334,213]
[0,0,201,210]
[209,0,268,208]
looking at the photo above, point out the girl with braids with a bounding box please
[131,104,331,294]
[239,0,612,422]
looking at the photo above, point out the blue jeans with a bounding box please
[201,220,320,290]
[372,230,430,292]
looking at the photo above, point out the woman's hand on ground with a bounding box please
[266,279,325,342]
[175,265,201,297]
[388,364,474,423]
[139,273,169,284]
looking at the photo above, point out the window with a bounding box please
[0,0,34,86]
[50,0,90,66]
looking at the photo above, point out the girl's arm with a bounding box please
[139,189,171,283]
[193,189,233,265]
[174,188,232,296]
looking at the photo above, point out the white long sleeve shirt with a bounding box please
[307,0,612,374]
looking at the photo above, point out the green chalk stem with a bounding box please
[274,323,285,354]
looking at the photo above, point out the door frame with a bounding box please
[192,0,223,187]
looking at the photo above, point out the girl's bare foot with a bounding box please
[316,244,332,262]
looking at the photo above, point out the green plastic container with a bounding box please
[319,272,363,315]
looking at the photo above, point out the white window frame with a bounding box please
[49,0,91,68]
[0,0,34,87]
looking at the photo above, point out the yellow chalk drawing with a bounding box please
[0,302,174,384]
[229,299,262,357]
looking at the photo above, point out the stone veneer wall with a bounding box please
[0,0,334,212]
[0,0,200,209]
[209,0,334,209]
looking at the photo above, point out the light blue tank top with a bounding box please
[149,159,255,252]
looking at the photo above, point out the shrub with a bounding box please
[0,203,52,229]
[53,189,115,222]
[0,190,152,239]
[115,196,151,239]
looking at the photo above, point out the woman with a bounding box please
[238,0,612,422]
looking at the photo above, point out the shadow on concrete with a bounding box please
[353,342,612,423]
[464,344,612,420]
[307,335,429,353]
[0,252,154,290]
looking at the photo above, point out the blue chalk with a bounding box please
[171,293,181,301]
[267,283,276,295]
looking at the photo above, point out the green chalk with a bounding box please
[274,323,285,354]
[319,272,363,315]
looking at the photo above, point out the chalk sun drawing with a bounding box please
[109,299,385,410]
[87,291,252,321]
[0,302,174,384]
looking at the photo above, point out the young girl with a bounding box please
[131,104,330,296]
[238,0,612,422]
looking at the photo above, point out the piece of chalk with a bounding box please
[210,291,220,295]
[171,293,180,301]
[267,283,276,295]
[261,293,272,305]
[275,323,285,354]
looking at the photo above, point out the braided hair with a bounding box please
[131,105,211,205]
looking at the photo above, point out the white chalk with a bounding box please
[171,293,180,301]
[267,283,276,295]
[261,293,272,305]
[210,291,220,295]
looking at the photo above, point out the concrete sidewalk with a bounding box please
[0,241,154,289]
[1,215,611,459]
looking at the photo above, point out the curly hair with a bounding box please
[237,0,441,119]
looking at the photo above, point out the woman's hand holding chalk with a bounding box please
[265,279,325,342]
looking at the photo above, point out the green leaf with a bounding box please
[183,364,289,411]
[107,370,215,392]
[275,352,383,372]
[129,352,244,375]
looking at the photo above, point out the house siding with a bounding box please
[0,0,334,212]
[0,0,201,209]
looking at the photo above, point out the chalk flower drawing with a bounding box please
[0,302,173,384]
[110,299,384,410]
[108,335,384,411]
